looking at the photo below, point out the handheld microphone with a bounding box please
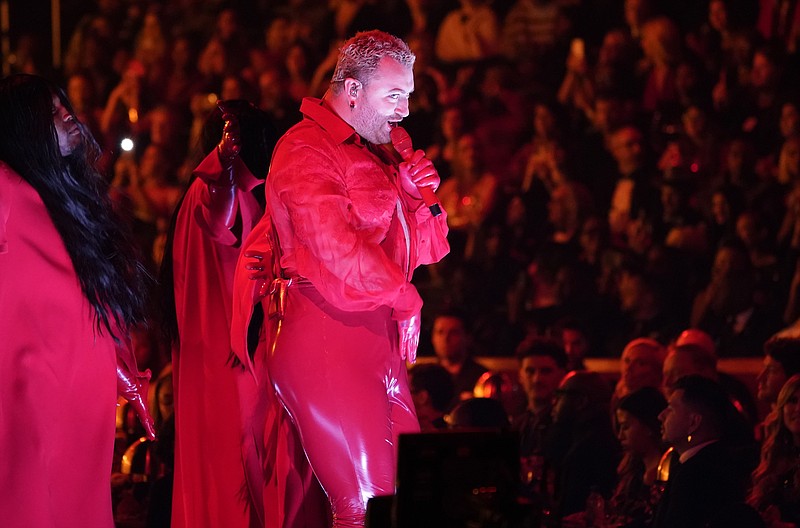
[390,126,442,217]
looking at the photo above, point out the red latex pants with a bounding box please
[268,282,419,527]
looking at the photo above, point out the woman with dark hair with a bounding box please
[0,73,153,527]
[609,387,668,527]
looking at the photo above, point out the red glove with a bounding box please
[117,359,156,440]
[199,102,242,230]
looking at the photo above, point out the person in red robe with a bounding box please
[232,30,450,527]
[0,73,154,528]
[164,100,328,528]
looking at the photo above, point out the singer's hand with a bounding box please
[398,149,440,200]
[398,310,421,363]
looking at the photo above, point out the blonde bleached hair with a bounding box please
[330,30,415,94]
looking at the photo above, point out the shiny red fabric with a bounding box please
[0,162,117,528]
[170,152,264,528]
[235,98,449,527]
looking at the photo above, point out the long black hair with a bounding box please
[0,74,150,337]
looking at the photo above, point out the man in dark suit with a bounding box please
[653,375,752,528]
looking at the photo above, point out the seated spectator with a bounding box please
[445,397,510,429]
[609,259,684,351]
[748,374,800,527]
[605,124,661,247]
[658,176,708,256]
[690,238,781,357]
[554,316,594,370]
[409,363,456,431]
[547,181,595,246]
[614,337,667,404]
[664,337,759,428]
[437,132,499,261]
[545,370,621,519]
[473,371,528,419]
[431,308,490,402]
[706,184,744,250]
[608,387,668,528]
[758,337,800,411]
[756,336,800,442]
[434,0,499,64]
[513,337,568,476]
[654,375,753,528]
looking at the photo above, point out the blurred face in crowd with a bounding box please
[757,355,787,404]
[780,102,799,139]
[533,104,556,140]
[616,409,655,456]
[562,328,590,366]
[519,355,565,408]
[622,343,663,393]
[711,192,731,225]
[779,137,800,183]
[735,212,761,249]
[662,349,698,397]
[456,134,478,173]
[351,57,412,145]
[750,51,778,90]
[659,388,695,450]
[708,0,729,33]
[618,271,645,313]
[609,126,643,172]
[52,94,80,157]
[724,139,748,174]
[432,316,468,364]
[598,30,628,65]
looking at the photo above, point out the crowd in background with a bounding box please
[7,0,800,526]
[11,0,800,362]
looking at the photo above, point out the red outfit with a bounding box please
[170,152,264,528]
[0,162,117,528]
[233,97,449,527]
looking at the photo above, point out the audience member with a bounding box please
[554,316,593,370]
[514,336,568,465]
[654,375,753,528]
[446,397,511,429]
[435,0,500,64]
[756,336,800,444]
[691,239,781,357]
[32,3,800,523]
[748,373,800,527]
[663,339,759,427]
[606,124,661,245]
[614,337,667,404]
[546,370,621,519]
[758,337,800,410]
[408,363,456,431]
[608,387,668,528]
[431,308,490,402]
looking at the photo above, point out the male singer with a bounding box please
[235,30,449,527]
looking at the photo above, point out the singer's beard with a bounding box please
[352,104,395,145]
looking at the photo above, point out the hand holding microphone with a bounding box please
[390,126,442,217]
